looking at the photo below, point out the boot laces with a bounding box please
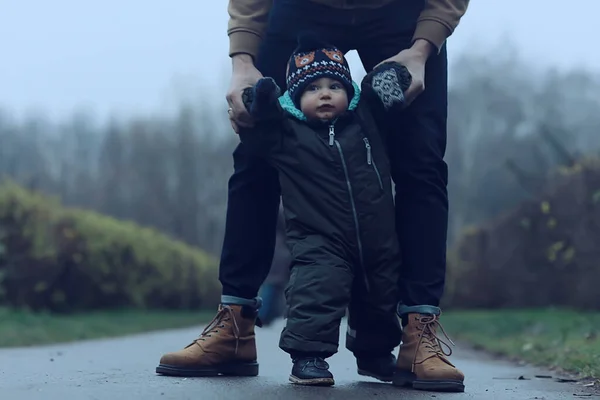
[195,305,241,355]
[412,314,455,371]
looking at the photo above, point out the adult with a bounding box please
[157,0,470,392]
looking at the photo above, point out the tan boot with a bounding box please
[393,313,465,392]
[156,304,259,377]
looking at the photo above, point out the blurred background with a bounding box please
[0,0,598,380]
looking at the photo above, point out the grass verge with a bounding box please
[443,309,600,379]
[0,307,212,348]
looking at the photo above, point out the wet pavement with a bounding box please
[1,319,597,399]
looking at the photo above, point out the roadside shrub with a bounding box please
[0,180,220,312]
[445,158,600,310]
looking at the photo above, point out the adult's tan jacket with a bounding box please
[227,0,470,59]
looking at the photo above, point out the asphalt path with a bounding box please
[1,319,597,399]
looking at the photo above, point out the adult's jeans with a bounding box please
[219,0,448,308]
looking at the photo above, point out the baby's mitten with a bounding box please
[242,77,282,120]
[363,62,412,111]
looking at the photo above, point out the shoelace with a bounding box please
[411,314,456,372]
[195,306,241,355]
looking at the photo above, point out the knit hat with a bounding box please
[286,32,354,108]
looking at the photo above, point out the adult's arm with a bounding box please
[373,0,470,106]
[226,0,273,132]
[412,0,471,53]
[227,0,274,59]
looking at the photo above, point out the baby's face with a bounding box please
[299,77,349,121]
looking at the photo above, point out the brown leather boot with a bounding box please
[393,312,465,392]
[156,304,260,377]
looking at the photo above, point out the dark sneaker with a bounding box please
[357,353,397,382]
[289,357,335,386]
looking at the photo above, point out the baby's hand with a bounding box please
[242,77,282,120]
[363,62,412,111]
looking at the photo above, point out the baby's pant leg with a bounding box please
[279,241,353,359]
[346,258,402,358]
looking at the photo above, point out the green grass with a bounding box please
[0,307,212,348]
[442,309,600,379]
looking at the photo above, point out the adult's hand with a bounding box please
[374,39,434,107]
[226,54,264,134]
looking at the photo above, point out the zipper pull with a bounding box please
[363,138,372,165]
[328,125,335,146]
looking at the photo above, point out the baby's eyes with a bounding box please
[309,83,342,91]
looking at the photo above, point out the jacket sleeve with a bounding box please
[238,77,287,158]
[413,0,470,53]
[227,0,273,59]
[358,62,413,144]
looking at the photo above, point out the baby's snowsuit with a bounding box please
[240,62,410,359]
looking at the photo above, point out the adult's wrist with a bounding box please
[232,53,255,70]
[410,39,435,61]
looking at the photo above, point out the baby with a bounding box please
[240,33,411,386]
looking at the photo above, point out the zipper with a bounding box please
[331,125,370,292]
[364,138,372,165]
[328,125,335,146]
[363,138,384,190]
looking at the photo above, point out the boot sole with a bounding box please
[155,362,259,377]
[289,374,335,386]
[357,368,393,382]
[393,371,465,392]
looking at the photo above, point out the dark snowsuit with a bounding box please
[240,75,402,359]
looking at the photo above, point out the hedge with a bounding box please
[0,180,220,312]
[445,158,600,310]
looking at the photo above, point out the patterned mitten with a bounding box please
[242,77,282,120]
[363,62,412,111]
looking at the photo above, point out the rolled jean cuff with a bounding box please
[221,295,262,309]
[397,304,441,316]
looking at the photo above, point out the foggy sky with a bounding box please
[1,1,598,120]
